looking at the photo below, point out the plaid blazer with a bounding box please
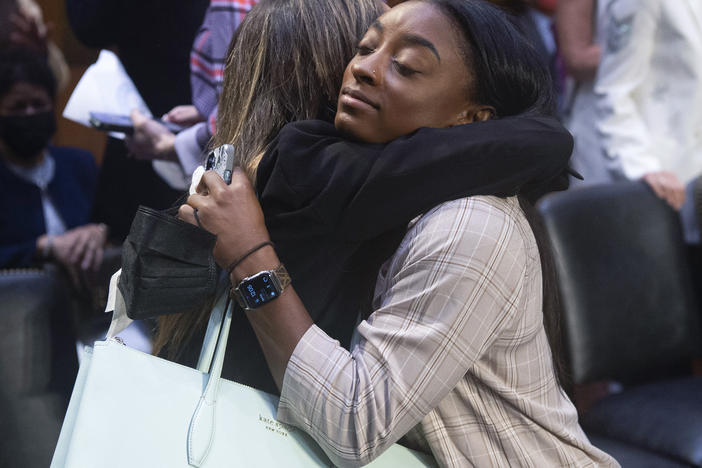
[278,196,619,467]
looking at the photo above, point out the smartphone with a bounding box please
[89,112,185,134]
[205,144,235,184]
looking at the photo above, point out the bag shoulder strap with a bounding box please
[196,289,229,373]
[188,296,233,467]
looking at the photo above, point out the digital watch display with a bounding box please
[231,264,290,310]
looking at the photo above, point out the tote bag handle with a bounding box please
[105,271,234,467]
[186,293,233,467]
[195,289,229,373]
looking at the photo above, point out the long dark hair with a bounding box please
[426,0,566,389]
[213,0,385,182]
[153,0,385,358]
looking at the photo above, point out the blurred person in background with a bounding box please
[126,0,258,181]
[0,48,106,285]
[0,0,70,91]
[556,0,601,82]
[561,0,702,233]
[560,0,702,350]
[557,0,606,186]
[66,0,209,242]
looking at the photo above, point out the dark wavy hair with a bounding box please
[0,47,56,101]
[213,0,385,182]
[154,0,385,358]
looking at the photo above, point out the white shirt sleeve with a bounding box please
[174,122,208,178]
[594,0,662,179]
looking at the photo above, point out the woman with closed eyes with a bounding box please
[176,1,619,466]
[158,0,572,396]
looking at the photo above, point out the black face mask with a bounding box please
[0,111,57,160]
[118,206,220,320]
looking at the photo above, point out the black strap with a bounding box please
[226,241,275,274]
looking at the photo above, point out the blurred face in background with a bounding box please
[0,81,55,164]
[0,82,52,117]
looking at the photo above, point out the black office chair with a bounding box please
[538,181,702,467]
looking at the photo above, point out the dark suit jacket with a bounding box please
[0,147,97,268]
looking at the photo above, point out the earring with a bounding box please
[372,69,376,75]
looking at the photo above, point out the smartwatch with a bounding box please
[231,264,291,310]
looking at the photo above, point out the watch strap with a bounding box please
[232,286,247,310]
[231,264,290,310]
[274,264,291,291]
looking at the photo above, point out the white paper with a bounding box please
[62,49,152,138]
[63,49,189,190]
[104,269,132,339]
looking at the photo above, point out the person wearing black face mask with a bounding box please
[0,101,56,159]
[0,48,106,283]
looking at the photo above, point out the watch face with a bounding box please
[240,272,279,309]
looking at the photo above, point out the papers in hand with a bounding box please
[63,49,190,190]
[62,50,152,138]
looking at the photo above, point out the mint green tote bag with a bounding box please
[51,276,437,467]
